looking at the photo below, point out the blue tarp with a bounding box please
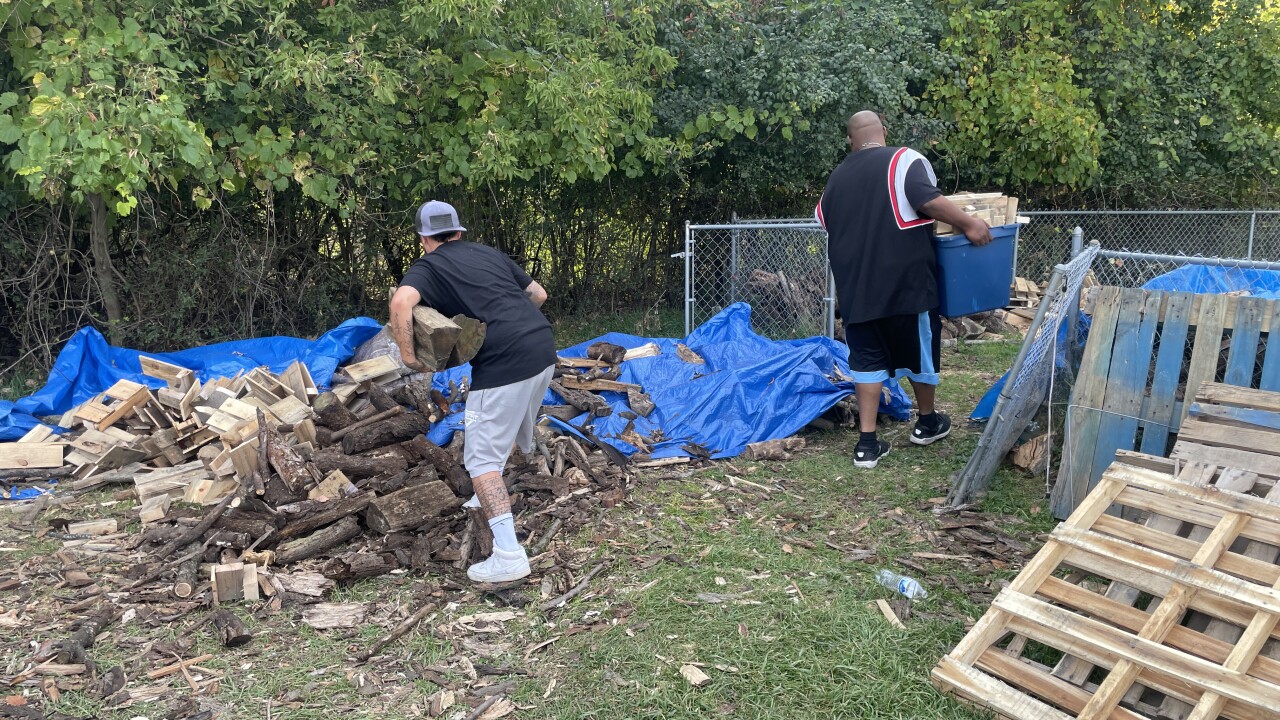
[0,319,383,441]
[1141,265,1280,299]
[970,265,1280,421]
[3,304,907,476]
[430,303,912,459]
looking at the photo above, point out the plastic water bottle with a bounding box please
[876,569,928,599]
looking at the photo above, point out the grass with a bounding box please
[550,304,685,348]
[0,336,1046,720]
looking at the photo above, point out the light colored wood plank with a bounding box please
[1182,294,1229,425]
[1053,286,1125,518]
[17,425,55,443]
[1178,418,1280,458]
[343,356,401,384]
[1225,296,1267,387]
[932,656,1076,720]
[1170,442,1280,480]
[975,649,1146,720]
[1091,514,1279,586]
[139,356,194,391]
[1197,382,1280,413]
[0,442,64,469]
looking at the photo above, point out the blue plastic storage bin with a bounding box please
[935,224,1019,318]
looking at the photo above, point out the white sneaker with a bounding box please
[466,547,530,583]
[463,494,481,509]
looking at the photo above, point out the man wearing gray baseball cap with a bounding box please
[390,200,557,583]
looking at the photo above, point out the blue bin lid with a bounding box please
[935,223,1019,248]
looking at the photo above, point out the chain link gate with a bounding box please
[682,222,835,339]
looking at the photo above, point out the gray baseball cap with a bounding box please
[415,200,467,236]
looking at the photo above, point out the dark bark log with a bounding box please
[365,382,399,412]
[262,472,304,506]
[321,552,399,583]
[586,341,626,365]
[203,529,252,549]
[275,515,361,565]
[275,493,371,542]
[364,481,462,534]
[330,406,404,442]
[155,492,235,559]
[312,447,409,479]
[402,436,472,497]
[51,607,114,664]
[213,509,280,539]
[341,411,433,455]
[549,380,611,417]
[390,377,435,415]
[313,391,359,430]
[210,609,253,647]
[466,507,493,565]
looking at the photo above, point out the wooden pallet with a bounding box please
[1050,287,1280,518]
[934,455,1280,720]
[1173,383,1280,484]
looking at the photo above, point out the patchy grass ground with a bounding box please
[0,341,1048,720]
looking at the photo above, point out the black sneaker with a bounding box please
[853,440,891,469]
[910,412,952,446]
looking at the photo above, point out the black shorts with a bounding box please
[844,310,941,385]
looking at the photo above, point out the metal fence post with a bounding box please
[1248,211,1257,260]
[730,212,740,306]
[826,266,837,339]
[1065,227,1085,372]
[684,222,693,336]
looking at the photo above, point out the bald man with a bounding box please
[817,111,992,469]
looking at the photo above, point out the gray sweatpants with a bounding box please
[462,365,554,477]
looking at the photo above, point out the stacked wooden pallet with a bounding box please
[934,382,1280,720]
[1051,288,1280,518]
[935,192,1022,235]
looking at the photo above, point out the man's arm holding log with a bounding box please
[389,286,427,372]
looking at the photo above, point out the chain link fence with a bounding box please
[682,222,833,339]
[1019,210,1280,287]
[684,211,1280,339]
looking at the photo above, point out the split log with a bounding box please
[275,493,371,542]
[466,507,493,565]
[626,388,655,417]
[275,515,361,565]
[403,436,472,496]
[312,391,358,431]
[209,609,253,647]
[549,381,611,418]
[740,437,806,461]
[364,481,463,534]
[449,314,486,367]
[301,602,367,629]
[172,543,201,598]
[412,306,462,370]
[341,411,433,455]
[321,552,399,583]
[311,447,409,480]
[264,420,320,494]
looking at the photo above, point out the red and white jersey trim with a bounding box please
[887,147,936,230]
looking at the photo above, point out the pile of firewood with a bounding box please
[3,335,673,618]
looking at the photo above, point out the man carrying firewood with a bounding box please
[817,111,992,469]
[389,200,556,582]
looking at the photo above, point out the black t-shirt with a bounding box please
[818,146,944,324]
[398,241,556,390]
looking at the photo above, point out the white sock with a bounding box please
[487,513,521,553]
